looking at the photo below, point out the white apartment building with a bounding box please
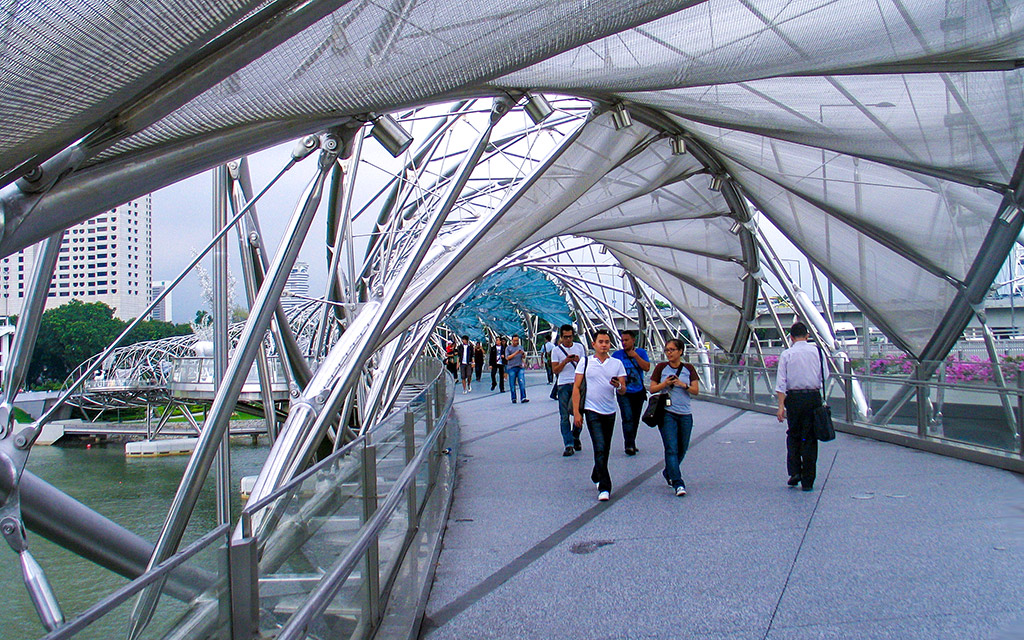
[0,196,153,320]
[149,279,173,322]
[281,261,310,310]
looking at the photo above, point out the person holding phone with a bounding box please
[649,339,700,496]
[573,329,627,501]
[552,324,587,456]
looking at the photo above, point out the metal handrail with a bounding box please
[274,390,454,640]
[37,525,230,640]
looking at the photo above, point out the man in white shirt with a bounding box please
[573,329,626,501]
[458,335,474,394]
[551,324,587,456]
[775,322,829,492]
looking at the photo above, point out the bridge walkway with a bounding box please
[421,372,1024,640]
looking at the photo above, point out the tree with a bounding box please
[30,301,124,385]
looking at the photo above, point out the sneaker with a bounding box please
[598,491,610,502]
[675,485,687,497]
[512,398,517,403]
[562,446,574,457]
[468,384,472,392]
[787,475,801,487]
[624,447,636,456]
[521,398,529,403]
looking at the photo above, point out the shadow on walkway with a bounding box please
[422,372,1024,640]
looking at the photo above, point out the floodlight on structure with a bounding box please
[370,113,414,157]
[611,103,632,130]
[709,175,723,192]
[524,92,553,124]
[729,220,742,235]
[670,135,686,156]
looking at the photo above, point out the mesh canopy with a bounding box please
[4,0,1022,360]
[443,268,571,341]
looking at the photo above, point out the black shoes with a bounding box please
[562,446,574,457]
[521,398,530,403]
[624,447,637,456]
[512,398,517,403]
[801,482,814,492]
[787,475,801,487]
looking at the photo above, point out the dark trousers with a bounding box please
[545,361,553,384]
[784,391,820,485]
[491,365,505,391]
[475,360,483,381]
[616,390,646,450]
[585,410,616,492]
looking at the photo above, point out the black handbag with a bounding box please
[642,364,682,427]
[813,345,836,442]
[641,394,668,427]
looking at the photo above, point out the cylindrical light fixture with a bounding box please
[370,113,414,157]
[709,175,723,192]
[524,92,553,124]
[611,103,632,130]
[670,135,687,156]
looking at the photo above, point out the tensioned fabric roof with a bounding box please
[1,0,1022,360]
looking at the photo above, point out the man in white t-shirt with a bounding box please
[572,329,626,501]
[551,324,587,456]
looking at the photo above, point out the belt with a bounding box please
[787,388,820,394]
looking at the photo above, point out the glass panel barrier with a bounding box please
[38,526,230,640]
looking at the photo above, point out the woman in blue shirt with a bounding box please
[649,339,699,496]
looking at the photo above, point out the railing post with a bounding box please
[747,365,755,406]
[1017,372,1024,457]
[404,410,418,532]
[426,390,438,486]
[228,534,259,640]
[915,364,927,438]
[361,442,380,628]
[844,359,853,423]
[714,364,720,398]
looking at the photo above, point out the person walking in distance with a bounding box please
[474,341,485,382]
[552,324,586,456]
[573,329,626,501]
[649,339,699,496]
[542,334,556,384]
[506,335,529,403]
[612,330,650,456]
[458,335,474,394]
[489,337,506,392]
[774,322,829,492]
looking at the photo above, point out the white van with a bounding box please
[834,322,858,347]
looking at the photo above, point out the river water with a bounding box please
[1,439,270,639]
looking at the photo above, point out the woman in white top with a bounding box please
[572,329,626,501]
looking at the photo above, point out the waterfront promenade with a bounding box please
[422,373,1024,639]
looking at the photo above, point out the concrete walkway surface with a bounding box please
[421,372,1024,640]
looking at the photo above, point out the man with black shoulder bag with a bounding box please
[551,324,587,456]
[774,322,830,492]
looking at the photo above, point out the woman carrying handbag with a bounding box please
[648,339,700,496]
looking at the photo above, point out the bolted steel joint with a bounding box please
[0,516,25,552]
[291,135,321,161]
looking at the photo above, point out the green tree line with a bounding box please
[14,300,193,388]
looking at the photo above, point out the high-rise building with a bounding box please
[0,196,153,320]
[281,262,310,310]
[149,280,173,322]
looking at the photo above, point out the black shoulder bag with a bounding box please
[813,345,836,442]
[642,363,680,427]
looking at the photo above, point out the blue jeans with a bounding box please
[557,383,575,446]
[508,366,526,401]
[616,390,645,450]
[658,412,693,489]
[585,410,616,492]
